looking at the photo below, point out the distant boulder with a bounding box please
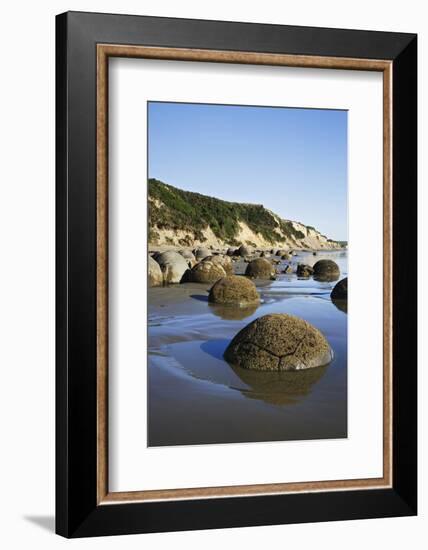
[313,259,340,281]
[194,247,211,261]
[155,251,189,284]
[178,249,197,266]
[238,244,252,257]
[187,261,226,283]
[208,275,260,306]
[202,254,233,275]
[226,247,237,256]
[245,258,276,280]
[296,264,314,277]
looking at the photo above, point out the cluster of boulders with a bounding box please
[149,244,347,372]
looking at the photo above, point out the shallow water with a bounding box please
[148,250,348,446]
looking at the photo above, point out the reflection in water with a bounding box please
[208,302,259,320]
[313,273,340,283]
[332,298,348,313]
[231,363,328,406]
[148,249,348,445]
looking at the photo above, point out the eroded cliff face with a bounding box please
[148,179,345,251]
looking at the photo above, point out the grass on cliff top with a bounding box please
[148,178,305,244]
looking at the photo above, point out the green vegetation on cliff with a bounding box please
[148,178,336,246]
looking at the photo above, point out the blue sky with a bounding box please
[148,102,347,241]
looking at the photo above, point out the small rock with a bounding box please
[296,264,314,277]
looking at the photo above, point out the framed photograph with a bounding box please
[56,11,417,537]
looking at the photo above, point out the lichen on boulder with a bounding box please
[245,258,276,279]
[208,275,260,306]
[202,254,233,275]
[187,261,226,283]
[224,313,333,371]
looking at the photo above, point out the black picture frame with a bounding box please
[56,11,417,538]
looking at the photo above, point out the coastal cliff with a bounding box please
[148,178,345,250]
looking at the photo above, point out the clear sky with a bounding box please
[148,101,347,241]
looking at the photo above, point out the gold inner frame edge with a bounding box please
[96,44,393,505]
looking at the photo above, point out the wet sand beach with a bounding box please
[148,250,348,446]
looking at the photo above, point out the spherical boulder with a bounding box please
[296,264,314,277]
[148,255,163,287]
[178,249,196,266]
[194,247,211,261]
[331,277,348,300]
[245,258,276,279]
[208,275,260,306]
[238,244,252,257]
[155,251,189,284]
[202,254,233,275]
[224,313,333,371]
[313,259,340,281]
[188,261,226,283]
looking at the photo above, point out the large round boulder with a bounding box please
[194,247,211,261]
[188,261,226,283]
[155,251,189,284]
[238,244,252,257]
[148,255,163,287]
[245,258,276,279]
[208,275,260,306]
[202,254,233,275]
[313,259,340,281]
[331,277,348,300]
[224,313,333,371]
